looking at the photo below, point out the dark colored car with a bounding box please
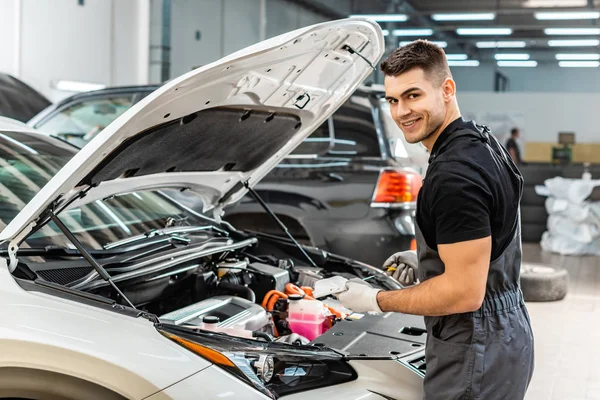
[28,85,429,268]
[0,73,51,122]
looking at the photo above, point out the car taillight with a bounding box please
[371,169,422,207]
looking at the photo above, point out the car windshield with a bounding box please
[34,95,135,147]
[0,131,195,251]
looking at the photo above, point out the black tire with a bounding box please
[520,263,569,302]
[520,166,562,185]
[521,186,546,207]
[521,205,548,225]
[521,223,546,243]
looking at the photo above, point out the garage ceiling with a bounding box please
[342,0,600,62]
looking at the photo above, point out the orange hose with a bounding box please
[261,290,287,308]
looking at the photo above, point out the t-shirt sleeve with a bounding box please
[429,161,493,244]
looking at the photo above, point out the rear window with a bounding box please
[291,97,381,158]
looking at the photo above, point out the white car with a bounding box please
[0,19,425,399]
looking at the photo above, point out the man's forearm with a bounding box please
[376,274,483,316]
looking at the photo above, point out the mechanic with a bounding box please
[334,40,535,400]
[506,127,523,165]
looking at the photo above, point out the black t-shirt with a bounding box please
[416,117,523,260]
[505,137,522,164]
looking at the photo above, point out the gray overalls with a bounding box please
[417,126,535,400]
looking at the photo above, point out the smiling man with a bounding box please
[334,40,535,399]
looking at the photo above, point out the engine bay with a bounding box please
[17,227,406,347]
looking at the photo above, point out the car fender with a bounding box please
[0,259,211,399]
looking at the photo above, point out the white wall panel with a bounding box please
[113,0,150,86]
[170,0,222,78]
[0,0,17,76]
[20,0,112,100]
[223,0,260,55]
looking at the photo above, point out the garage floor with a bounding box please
[523,243,600,400]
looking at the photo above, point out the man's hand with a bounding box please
[383,250,419,286]
[333,278,383,313]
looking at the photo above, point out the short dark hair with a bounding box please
[379,39,452,86]
[511,128,519,136]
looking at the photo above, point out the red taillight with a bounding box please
[372,169,422,204]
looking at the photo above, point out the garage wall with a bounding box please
[0,0,17,76]
[169,0,328,79]
[459,91,600,162]
[0,0,150,102]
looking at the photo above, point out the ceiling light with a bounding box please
[383,29,389,36]
[555,53,600,60]
[544,28,600,35]
[524,0,587,7]
[548,39,600,46]
[400,40,447,48]
[447,60,480,67]
[457,28,512,35]
[55,80,106,92]
[494,53,531,60]
[476,41,527,48]
[497,60,538,67]
[350,14,408,22]
[535,11,600,20]
[392,29,433,36]
[432,13,495,21]
[559,60,600,67]
[445,54,468,60]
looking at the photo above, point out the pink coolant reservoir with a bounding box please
[286,294,328,341]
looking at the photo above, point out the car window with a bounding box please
[290,97,381,158]
[35,95,134,147]
[0,131,196,252]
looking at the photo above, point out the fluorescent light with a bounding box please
[548,39,600,47]
[476,41,527,48]
[494,53,531,60]
[524,0,586,6]
[400,40,447,48]
[457,28,512,35]
[555,53,600,60]
[535,11,600,20]
[350,14,408,22]
[447,60,480,67]
[445,54,468,60]
[559,60,600,67]
[497,60,538,67]
[55,80,106,92]
[383,29,389,36]
[432,13,495,21]
[545,28,600,35]
[392,29,433,36]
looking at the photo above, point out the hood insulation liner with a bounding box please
[79,107,302,187]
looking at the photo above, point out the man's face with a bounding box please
[384,68,448,144]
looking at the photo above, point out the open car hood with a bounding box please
[0,18,384,244]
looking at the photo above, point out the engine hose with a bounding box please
[218,281,256,303]
[262,290,287,309]
[252,331,273,342]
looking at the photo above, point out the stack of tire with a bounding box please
[518,163,600,302]
[519,164,563,243]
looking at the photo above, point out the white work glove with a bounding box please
[333,278,383,313]
[383,250,419,286]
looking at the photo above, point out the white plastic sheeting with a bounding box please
[537,177,600,255]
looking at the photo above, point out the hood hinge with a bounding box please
[7,222,35,272]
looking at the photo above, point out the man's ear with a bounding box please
[442,77,456,102]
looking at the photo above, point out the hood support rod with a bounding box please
[49,213,137,310]
[243,182,318,268]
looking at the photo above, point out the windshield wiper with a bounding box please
[49,213,137,309]
[4,235,190,258]
[103,225,218,250]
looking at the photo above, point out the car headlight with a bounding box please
[159,326,357,398]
